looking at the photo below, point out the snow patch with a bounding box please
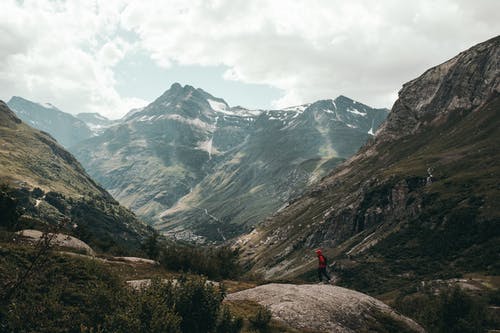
[347,107,367,116]
[368,118,375,135]
[162,114,215,130]
[207,99,227,112]
[137,115,156,122]
[214,106,262,117]
[282,104,310,112]
[198,138,214,157]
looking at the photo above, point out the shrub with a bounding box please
[0,247,242,333]
[173,276,225,333]
[105,278,181,333]
[216,305,243,333]
[249,306,272,332]
[141,232,161,260]
[0,251,124,333]
[395,286,487,333]
[159,243,242,280]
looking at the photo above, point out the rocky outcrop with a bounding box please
[17,229,95,256]
[378,35,500,140]
[226,283,424,333]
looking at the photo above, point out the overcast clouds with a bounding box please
[1,0,499,118]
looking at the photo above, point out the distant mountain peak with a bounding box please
[170,82,182,90]
[8,96,61,112]
[335,95,354,102]
[155,83,221,104]
[7,97,92,147]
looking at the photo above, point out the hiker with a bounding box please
[316,249,331,283]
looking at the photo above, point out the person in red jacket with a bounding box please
[316,249,331,283]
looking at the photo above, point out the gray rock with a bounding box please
[226,283,424,333]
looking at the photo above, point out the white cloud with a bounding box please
[0,0,145,119]
[0,0,498,118]
[120,0,500,108]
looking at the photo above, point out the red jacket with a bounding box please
[318,254,327,268]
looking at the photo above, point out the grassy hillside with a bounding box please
[0,101,152,253]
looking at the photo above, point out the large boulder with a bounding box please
[17,229,95,256]
[226,283,424,333]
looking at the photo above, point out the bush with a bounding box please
[249,307,272,333]
[395,286,487,333]
[0,246,242,333]
[174,276,225,333]
[0,187,21,230]
[1,251,124,333]
[216,305,243,333]
[159,243,242,280]
[141,232,161,260]
[105,278,181,333]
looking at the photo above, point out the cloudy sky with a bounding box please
[1,0,499,119]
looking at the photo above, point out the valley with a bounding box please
[1,27,499,333]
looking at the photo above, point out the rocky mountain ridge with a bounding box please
[238,35,500,292]
[72,84,388,242]
[7,96,93,148]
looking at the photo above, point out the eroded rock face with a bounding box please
[226,283,424,333]
[378,35,500,141]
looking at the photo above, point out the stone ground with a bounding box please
[226,283,425,333]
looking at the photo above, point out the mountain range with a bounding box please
[70,85,388,242]
[8,85,389,242]
[7,96,93,148]
[0,101,152,253]
[237,35,500,294]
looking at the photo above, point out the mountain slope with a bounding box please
[0,101,152,253]
[73,84,221,229]
[73,84,388,241]
[7,96,93,148]
[159,96,388,241]
[76,112,118,135]
[239,36,500,292]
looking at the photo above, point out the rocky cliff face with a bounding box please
[379,36,499,140]
[0,101,152,253]
[239,36,500,292]
[73,84,388,242]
